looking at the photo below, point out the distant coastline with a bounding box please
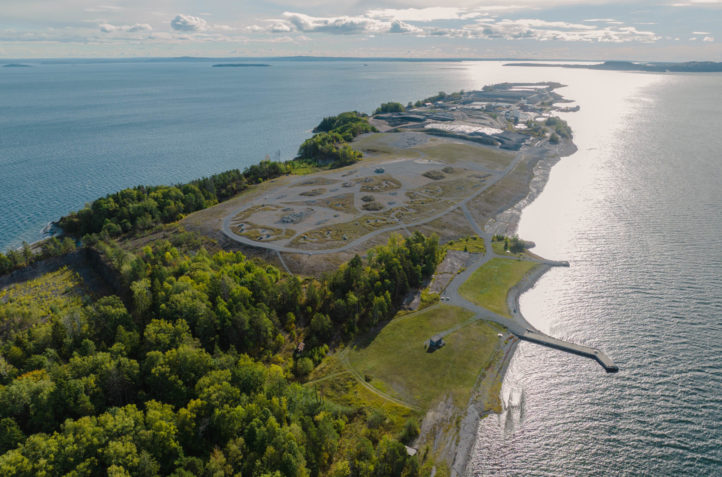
[212,63,270,68]
[505,60,722,73]
[3,63,31,68]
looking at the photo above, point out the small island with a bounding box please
[506,60,722,73]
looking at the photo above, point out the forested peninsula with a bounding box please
[0,84,583,476]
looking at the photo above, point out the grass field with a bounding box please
[459,258,538,317]
[347,305,503,409]
[446,235,486,254]
[0,266,87,340]
[307,353,419,432]
[0,266,86,315]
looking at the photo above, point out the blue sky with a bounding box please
[1,0,721,60]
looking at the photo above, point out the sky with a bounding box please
[1,0,721,60]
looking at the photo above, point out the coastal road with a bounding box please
[443,204,617,372]
[221,136,617,372]
[440,243,617,372]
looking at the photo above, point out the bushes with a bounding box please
[299,112,376,168]
[374,102,405,114]
[313,111,375,141]
[545,117,572,139]
[0,238,77,277]
[297,132,362,167]
[399,418,420,444]
[422,170,445,180]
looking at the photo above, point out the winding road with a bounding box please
[221,137,617,372]
[221,143,540,256]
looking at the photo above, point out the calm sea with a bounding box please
[1,60,721,475]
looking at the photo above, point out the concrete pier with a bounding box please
[520,331,619,373]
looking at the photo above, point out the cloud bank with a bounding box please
[280,12,420,34]
[100,23,152,34]
[268,10,660,43]
[171,14,208,32]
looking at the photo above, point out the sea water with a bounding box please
[1,60,721,475]
[470,71,722,475]
[0,59,483,250]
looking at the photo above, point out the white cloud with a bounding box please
[265,8,659,43]
[584,18,624,25]
[449,18,660,43]
[279,12,421,35]
[671,0,722,6]
[84,5,123,14]
[282,12,376,34]
[703,35,715,41]
[389,20,423,33]
[170,14,207,32]
[692,31,711,34]
[367,7,473,22]
[271,22,293,33]
[99,23,152,34]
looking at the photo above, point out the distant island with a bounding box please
[505,60,722,73]
[3,63,31,68]
[212,63,270,68]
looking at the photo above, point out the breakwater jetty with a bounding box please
[520,330,619,372]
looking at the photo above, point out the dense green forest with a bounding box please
[0,100,446,475]
[0,229,440,476]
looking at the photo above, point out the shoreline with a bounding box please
[1,82,581,476]
[452,140,578,476]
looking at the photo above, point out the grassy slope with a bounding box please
[0,266,87,339]
[446,235,486,254]
[459,258,538,317]
[347,305,502,410]
[0,266,86,315]
[308,354,419,430]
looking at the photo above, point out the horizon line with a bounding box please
[2,55,718,63]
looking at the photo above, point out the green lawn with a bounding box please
[446,235,486,254]
[347,304,503,409]
[459,258,538,317]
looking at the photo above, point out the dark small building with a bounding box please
[426,334,445,352]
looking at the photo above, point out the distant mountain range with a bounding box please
[505,60,722,73]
